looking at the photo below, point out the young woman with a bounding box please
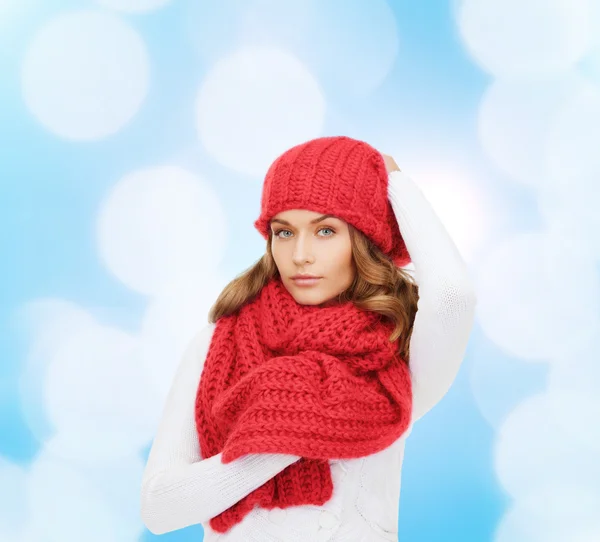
[140,136,477,541]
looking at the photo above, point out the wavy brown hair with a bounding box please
[208,224,419,364]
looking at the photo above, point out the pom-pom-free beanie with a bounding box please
[254,135,411,267]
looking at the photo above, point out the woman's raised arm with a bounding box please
[387,169,477,422]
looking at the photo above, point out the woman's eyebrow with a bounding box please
[271,214,337,226]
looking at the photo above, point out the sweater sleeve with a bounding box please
[140,323,302,535]
[387,170,477,422]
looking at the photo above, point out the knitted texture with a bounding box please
[253,135,412,267]
[195,275,413,533]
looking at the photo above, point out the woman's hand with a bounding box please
[381,153,401,173]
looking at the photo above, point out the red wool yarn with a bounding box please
[195,275,413,533]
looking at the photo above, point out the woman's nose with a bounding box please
[292,236,314,264]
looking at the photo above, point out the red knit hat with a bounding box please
[254,135,411,267]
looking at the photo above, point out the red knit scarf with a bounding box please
[195,274,413,533]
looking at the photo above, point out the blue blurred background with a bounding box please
[2,1,600,541]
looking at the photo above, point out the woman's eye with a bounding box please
[274,227,335,238]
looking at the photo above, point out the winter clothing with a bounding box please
[195,274,412,533]
[253,135,411,267]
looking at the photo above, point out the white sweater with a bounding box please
[140,170,478,539]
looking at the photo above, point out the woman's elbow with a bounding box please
[141,516,167,536]
[140,475,170,535]
[140,472,209,535]
[140,507,168,535]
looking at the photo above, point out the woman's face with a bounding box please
[270,209,355,306]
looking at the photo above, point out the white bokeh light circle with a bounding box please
[185,0,398,97]
[26,449,145,541]
[21,10,149,140]
[474,231,599,360]
[97,166,226,295]
[546,331,600,452]
[94,0,172,13]
[43,324,159,459]
[478,74,583,187]
[15,299,97,445]
[494,485,600,542]
[456,0,593,79]
[195,46,326,178]
[140,272,227,403]
[545,82,600,183]
[547,328,600,401]
[538,187,600,261]
[547,390,600,453]
[494,392,600,499]
[539,83,600,259]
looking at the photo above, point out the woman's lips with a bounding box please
[291,277,322,287]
